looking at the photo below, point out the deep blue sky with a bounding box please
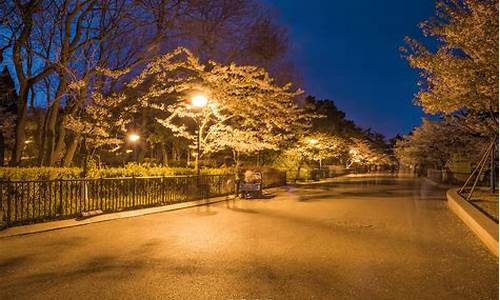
[265,0,437,138]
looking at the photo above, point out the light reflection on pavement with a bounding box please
[0,174,497,300]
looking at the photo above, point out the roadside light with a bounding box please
[126,149,133,154]
[128,133,140,143]
[191,95,208,108]
[308,138,318,145]
[190,94,208,177]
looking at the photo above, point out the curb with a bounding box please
[446,188,499,257]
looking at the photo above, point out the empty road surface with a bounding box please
[0,174,497,299]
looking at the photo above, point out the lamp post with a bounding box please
[190,94,208,177]
[308,138,322,168]
[308,138,322,179]
[127,133,140,162]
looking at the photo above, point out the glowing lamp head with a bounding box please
[308,138,318,145]
[128,133,140,143]
[126,149,133,154]
[191,95,208,108]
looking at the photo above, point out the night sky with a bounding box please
[266,0,437,138]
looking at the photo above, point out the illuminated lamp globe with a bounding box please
[308,138,318,145]
[128,133,140,143]
[191,95,208,108]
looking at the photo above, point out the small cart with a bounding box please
[238,171,263,199]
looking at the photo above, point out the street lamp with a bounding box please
[308,138,318,145]
[128,133,140,143]
[191,94,208,177]
[127,133,140,162]
[192,95,208,108]
[308,138,323,180]
[308,138,322,169]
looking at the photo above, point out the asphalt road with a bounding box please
[0,174,497,300]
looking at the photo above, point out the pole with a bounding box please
[196,126,200,177]
[82,136,88,178]
[491,140,496,193]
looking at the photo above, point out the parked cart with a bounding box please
[238,171,263,198]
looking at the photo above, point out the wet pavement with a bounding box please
[0,174,497,299]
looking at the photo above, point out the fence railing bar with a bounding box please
[0,172,285,225]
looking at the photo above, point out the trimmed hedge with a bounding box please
[0,163,233,181]
[0,167,82,181]
[96,163,233,178]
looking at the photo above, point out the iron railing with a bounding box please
[0,172,286,226]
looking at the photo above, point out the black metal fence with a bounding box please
[0,172,286,226]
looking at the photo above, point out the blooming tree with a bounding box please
[274,133,346,180]
[394,118,486,169]
[124,47,308,163]
[64,91,132,160]
[347,138,392,168]
[402,0,498,136]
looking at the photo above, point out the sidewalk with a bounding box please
[0,186,288,239]
[0,194,233,239]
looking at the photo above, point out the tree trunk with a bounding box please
[0,132,5,166]
[172,143,181,162]
[63,133,80,167]
[160,142,168,166]
[43,80,66,166]
[10,99,27,166]
[35,109,45,165]
[52,118,66,165]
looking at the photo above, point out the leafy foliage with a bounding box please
[0,167,81,181]
[348,138,392,168]
[402,0,498,135]
[394,118,486,168]
[0,164,232,181]
[273,134,347,180]
[121,47,308,160]
[95,163,233,178]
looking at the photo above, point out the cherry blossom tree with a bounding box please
[347,138,392,169]
[394,118,486,169]
[402,0,498,136]
[122,47,307,164]
[274,133,346,180]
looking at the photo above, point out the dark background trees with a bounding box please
[0,0,296,167]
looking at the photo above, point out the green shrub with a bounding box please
[0,163,233,181]
[273,149,312,181]
[0,167,82,181]
[95,163,233,178]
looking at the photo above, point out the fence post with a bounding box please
[132,176,136,207]
[218,176,222,195]
[58,180,63,216]
[6,180,12,226]
[161,177,165,204]
[99,177,103,211]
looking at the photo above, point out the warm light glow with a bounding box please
[128,133,140,142]
[24,140,33,144]
[126,149,133,153]
[191,95,208,108]
[308,138,318,145]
